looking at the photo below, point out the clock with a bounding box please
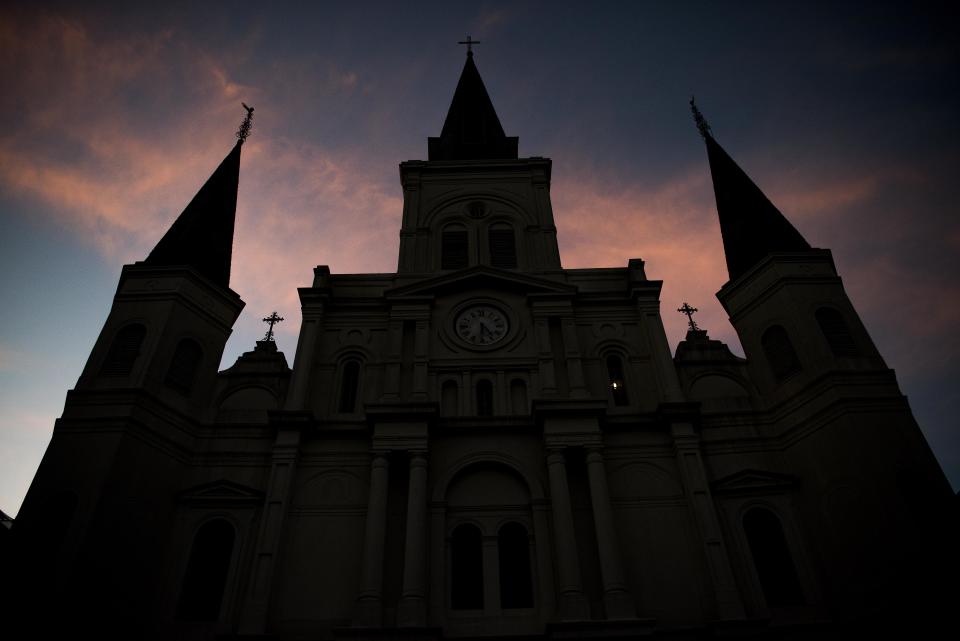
[455,305,509,346]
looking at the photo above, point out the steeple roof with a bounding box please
[428,52,518,161]
[695,106,811,282]
[143,140,241,289]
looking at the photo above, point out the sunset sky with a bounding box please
[1,1,958,516]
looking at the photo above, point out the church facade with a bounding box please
[6,53,958,639]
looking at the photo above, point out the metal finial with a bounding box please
[237,103,254,144]
[262,311,284,341]
[677,302,700,332]
[689,96,712,139]
[458,35,481,55]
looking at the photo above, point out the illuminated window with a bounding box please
[606,354,628,406]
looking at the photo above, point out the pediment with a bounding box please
[386,266,576,298]
[711,469,799,495]
[178,479,264,505]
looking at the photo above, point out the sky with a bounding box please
[0,1,958,516]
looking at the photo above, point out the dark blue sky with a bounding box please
[1,1,957,514]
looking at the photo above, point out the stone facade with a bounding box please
[5,54,958,639]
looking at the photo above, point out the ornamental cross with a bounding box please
[677,302,700,331]
[689,96,712,139]
[262,311,284,341]
[458,35,481,54]
[237,102,254,144]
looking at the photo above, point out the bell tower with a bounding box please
[8,113,250,637]
[397,50,561,276]
[694,101,959,621]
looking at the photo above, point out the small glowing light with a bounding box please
[611,381,620,390]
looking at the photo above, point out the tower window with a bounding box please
[476,379,493,416]
[815,308,859,357]
[338,360,361,413]
[488,225,517,268]
[450,523,484,610]
[606,354,629,406]
[441,229,469,269]
[761,325,801,382]
[743,508,804,607]
[177,519,235,621]
[101,324,146,376]
[165,339,203,394]
[498,522,534,608]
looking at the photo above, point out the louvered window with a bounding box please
[815,308,859,356]
[761,325,802,382]
[101,324,146,375]
[488,226,517,268]
[165,339,203,394]
[441,230,469,269]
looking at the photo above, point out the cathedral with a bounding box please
[5,51,958,639]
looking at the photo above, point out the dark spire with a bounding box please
[428,50,518,161]
[144,108,251,288]
[692,98,811,282]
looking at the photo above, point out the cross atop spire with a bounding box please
[692,98,813,282]
[237,103,254,144]
[458,35,481,55]
[262,311,284,342]
[678,302,700,332]
[689,96,712,139]
[428,44,518,160]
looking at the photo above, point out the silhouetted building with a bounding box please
[6,51,958,640]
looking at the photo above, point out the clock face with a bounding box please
[455,305,509,346]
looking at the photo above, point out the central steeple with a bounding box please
[428,50,518,161]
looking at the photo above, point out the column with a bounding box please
[238,428,301,634]
[413,320,429,400]
[546,448,589,620]
[561,317,588,398]
[535,318,557,396]
[355,452,390,626]
[398,452,429,626]
[672,422,746,620]
[585,447,636,619]
[283,313,322,410]
[383,320,403,400]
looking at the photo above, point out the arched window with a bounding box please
[165,339,203,394]
[441,225,469,270]
[498,522,533,608]
[510,379,528,414]
[101,324,146,375]
[177,519,235,621]
[761,326,801,382]
[450,523,484,610]
[606,354,629,406]
[743,508,804,607]
[488,224,517,268]
[476,379,493,416]
[338,360,361,413]
[815,308,859,357]
[442,380,459,416]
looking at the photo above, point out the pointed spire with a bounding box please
[144,107,252,288]
[691,98,811,282]
[428,50,518,160]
